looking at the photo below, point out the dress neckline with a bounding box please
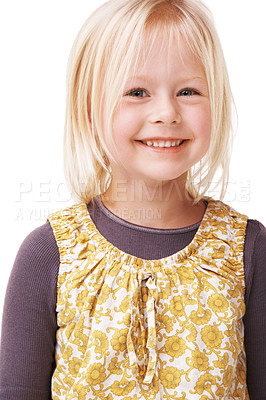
[76,198,215,267]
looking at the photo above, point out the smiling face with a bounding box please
[103,35,211,193]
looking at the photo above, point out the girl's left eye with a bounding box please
[126,89,148,98]
[178,89,200,96]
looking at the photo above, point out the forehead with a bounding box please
[130,33,205,78]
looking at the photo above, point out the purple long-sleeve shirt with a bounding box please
[0,198,266,399]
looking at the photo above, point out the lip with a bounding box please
[135,139,188,153]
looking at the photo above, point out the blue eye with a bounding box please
[178,89,199,96]
[127,89,148,98]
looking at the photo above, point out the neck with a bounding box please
[101,177,206,229]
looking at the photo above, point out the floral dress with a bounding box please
[48,199,249,399]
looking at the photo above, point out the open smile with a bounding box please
[140,139,184,148]
[136,139,187,151]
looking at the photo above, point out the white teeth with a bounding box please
[142,139,184,148]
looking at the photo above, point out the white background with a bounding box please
[0,0,265,320]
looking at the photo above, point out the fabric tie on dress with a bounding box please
[127,271,159,384]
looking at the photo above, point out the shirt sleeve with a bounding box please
[0,222,60,400]
[243,219,266,399]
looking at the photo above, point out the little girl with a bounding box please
[1,0,265,399]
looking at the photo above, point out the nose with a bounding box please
[150,96,182,125]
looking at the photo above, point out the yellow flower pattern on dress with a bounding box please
[48,199,249,399]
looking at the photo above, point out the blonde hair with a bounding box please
[64,0,233,203]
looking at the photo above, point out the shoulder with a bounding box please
[20,220,58,248]
[15,221,60,267]
[9,222,60,298]
[244,219,266,303]
[246,218,266,252]
[212,197,266,245]
[206,199,248,232]
[47,202,88,242]
[47,202,87,224]
[208,199,248,220]
[245,218,266,264]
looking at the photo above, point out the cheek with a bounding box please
[105,108,137,160]
[194,105,212,142]
[113,105,142,139]
[201,115,212,146]
[186,105,212,160]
